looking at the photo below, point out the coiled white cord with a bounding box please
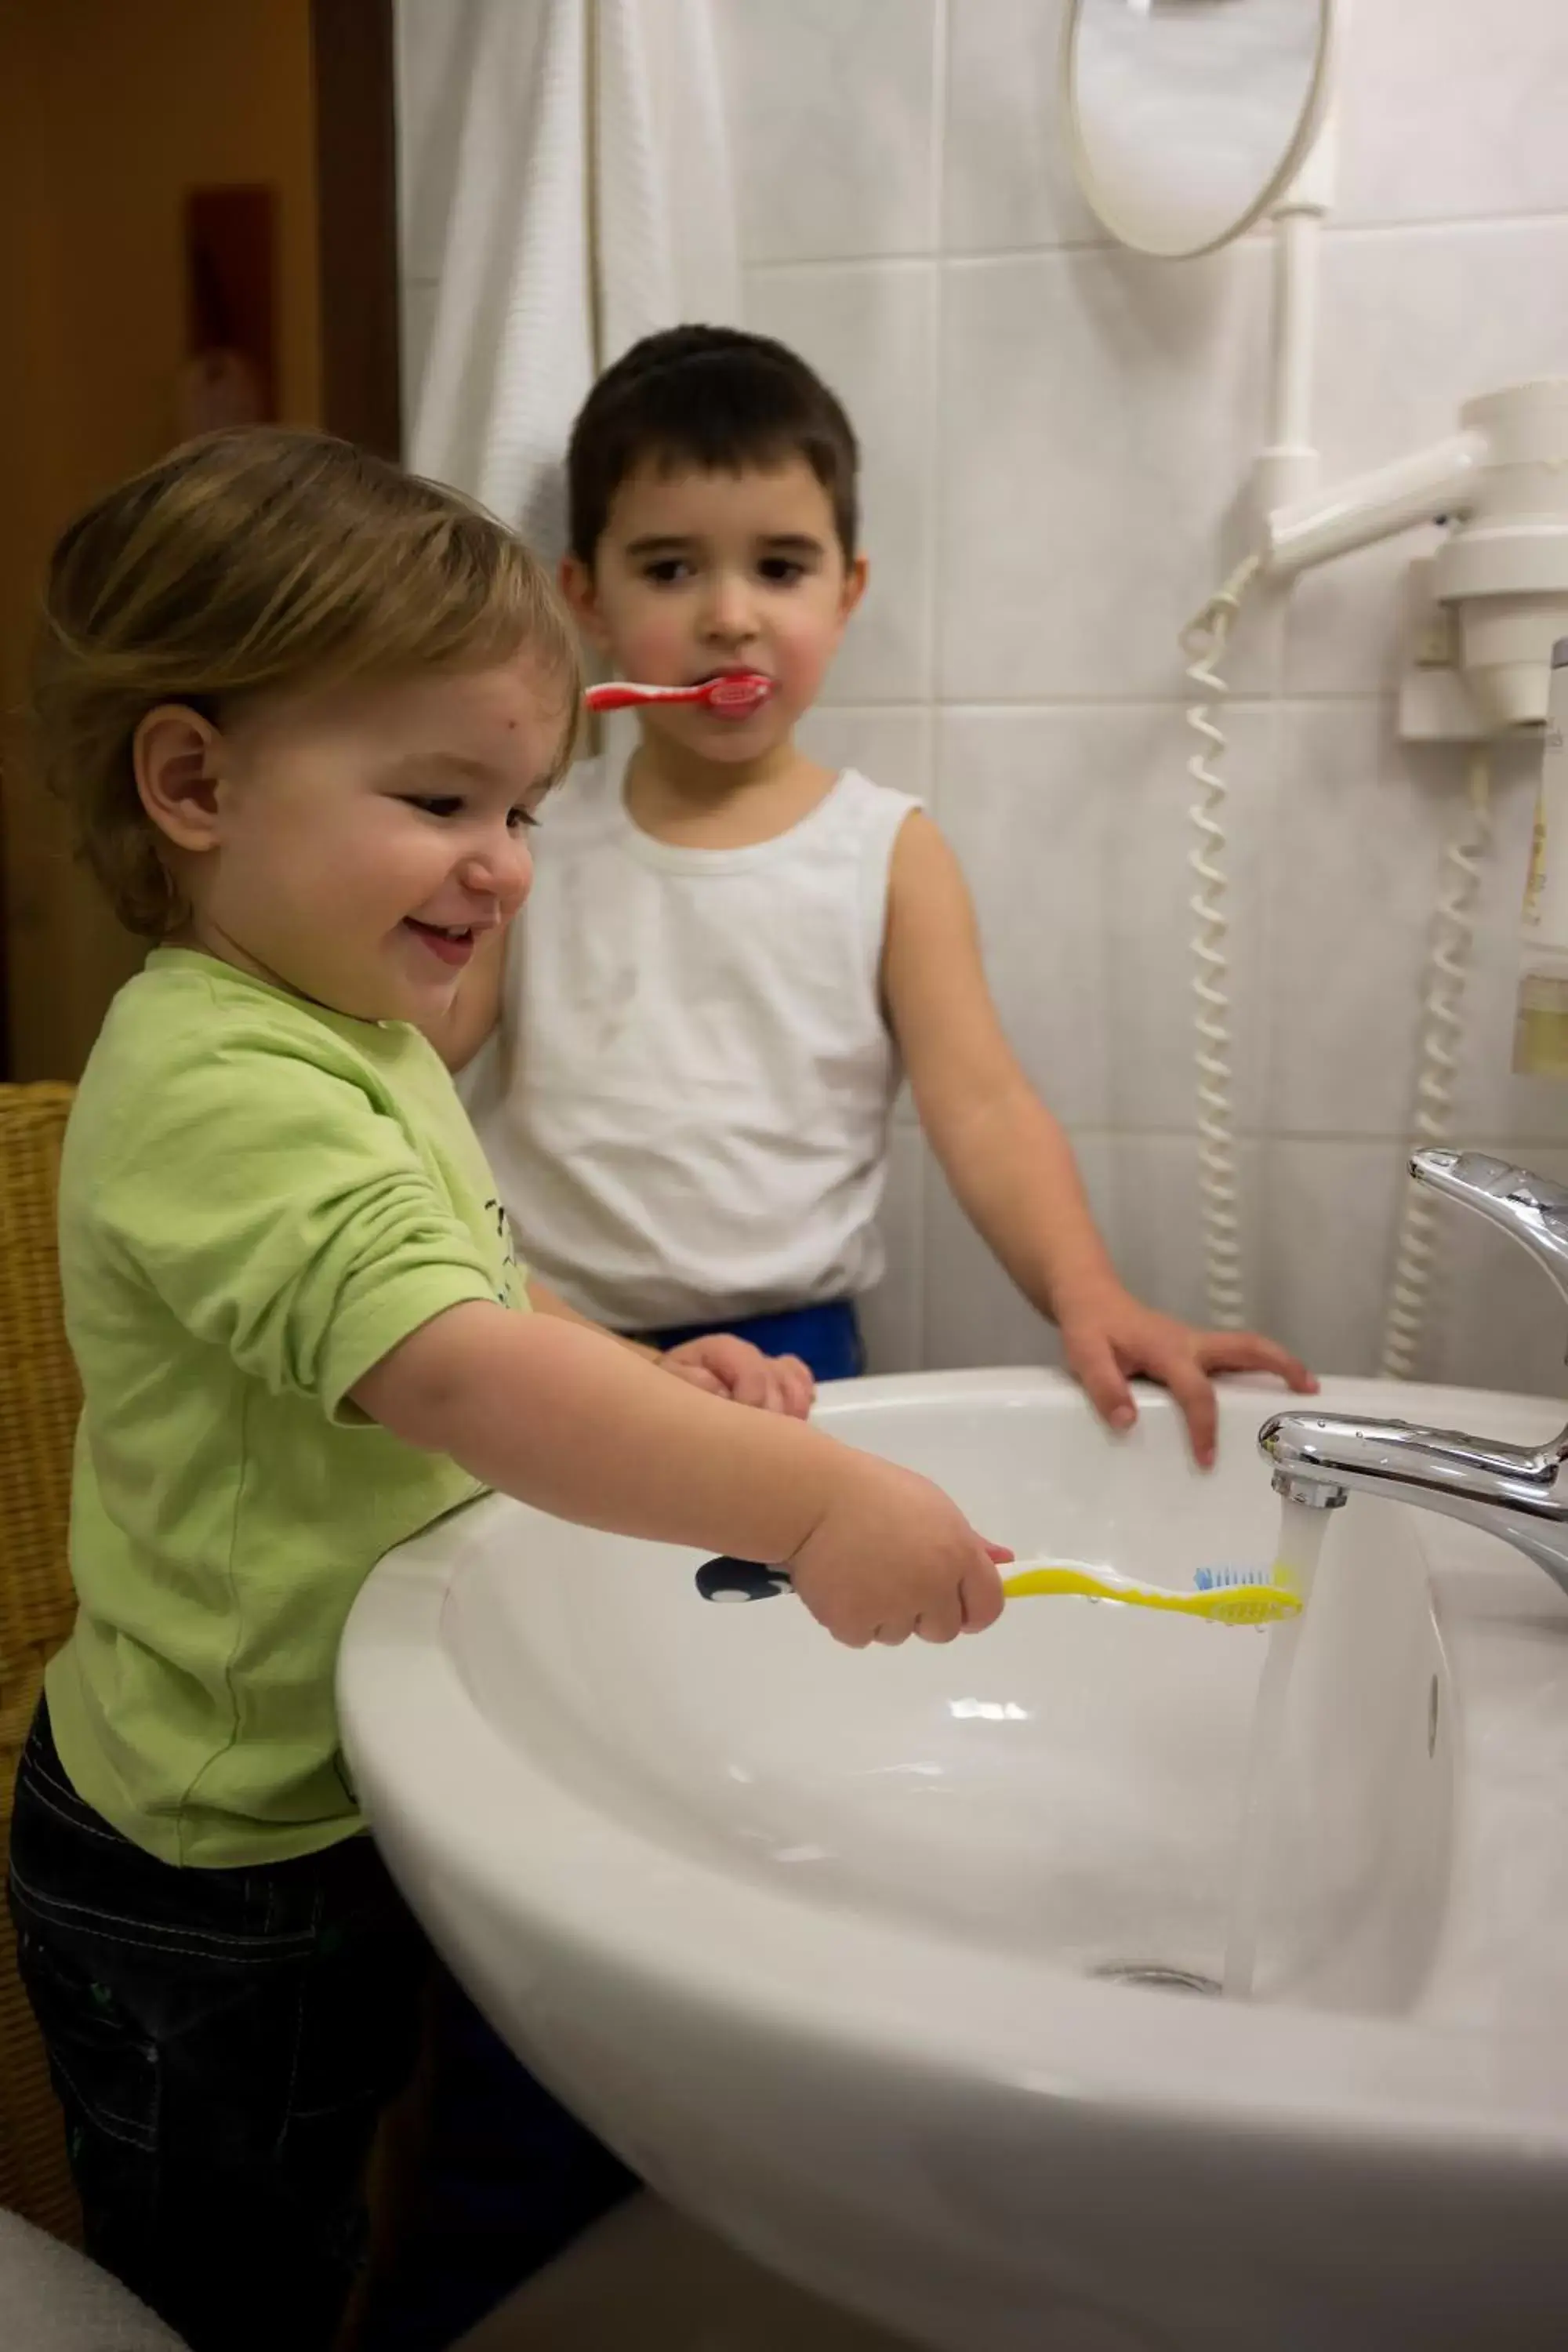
[1183,556,1261,1332]
[1379,749,1494,1380]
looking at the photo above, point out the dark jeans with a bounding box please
[642,1296,866,1383]
[356,1974,636,2352]
[7,1697,428,2352]
[9,1697,638,2352]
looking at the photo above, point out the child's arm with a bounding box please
[881,813,1316,1468]
[527,1276,813,1417]
[529,1273,659,1356]
[352,1304,1002,1646]
[424,925,508,1074]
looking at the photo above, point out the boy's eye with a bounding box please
[507,807,540,832]
[758,557,808,586]
[641,557,693,586]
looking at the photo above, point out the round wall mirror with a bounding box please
[1062,0,1335,259]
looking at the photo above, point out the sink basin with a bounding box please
[339,1370,1568,2352]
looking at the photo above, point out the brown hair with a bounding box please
[567,325,859,568]
[29,426,581,937]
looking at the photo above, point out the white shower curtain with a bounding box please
[408,0,742,560]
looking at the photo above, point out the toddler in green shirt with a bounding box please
[8,428,1007,2352]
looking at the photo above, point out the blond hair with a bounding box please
[29,427,581,937]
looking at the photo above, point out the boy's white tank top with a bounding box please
[463,757,920,1330]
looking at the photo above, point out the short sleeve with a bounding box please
[93,1030,499,1416]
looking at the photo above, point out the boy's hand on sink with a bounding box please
[788,1460,1011,1648]
[523,1281,813,1418]
[1054,1283,1317,1471]
[660,1334,815,1418]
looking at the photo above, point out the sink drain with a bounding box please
[1091,1962,1221,1996]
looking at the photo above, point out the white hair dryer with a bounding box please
[1263,377,1568,734]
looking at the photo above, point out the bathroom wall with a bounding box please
[397,1,1568,1395]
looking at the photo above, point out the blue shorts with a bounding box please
[641,1298,865,1385]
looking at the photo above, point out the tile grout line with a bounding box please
[910,0,953,1372]
[1035,1128,1568,1153]
[743,207,1568,280]
[818,692,1417,716]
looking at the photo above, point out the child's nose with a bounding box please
[459,835,532,911]
[701,572,758,641]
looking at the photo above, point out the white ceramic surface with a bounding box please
[719,0,941,267]
[935,702,1279,1134]
[341,1370,1568,2352]
[1334,0,1568,228]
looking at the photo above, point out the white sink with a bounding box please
[339,1370,1568,2352]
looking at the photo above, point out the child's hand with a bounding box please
[1055,1284,1316,1471]
[787,1457,1010,1647]
[660,1334,815,1419]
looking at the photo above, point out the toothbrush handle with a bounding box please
[695,1555,793,1602]
[583,681,697,712]
[693,1556,1063,1604]
[1001,1565,1098,1601]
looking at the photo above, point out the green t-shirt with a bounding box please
[46,947,526,1869]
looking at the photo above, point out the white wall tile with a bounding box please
[1264,703,1486,1138]
[794,706,933,802]
[938,242,1281,703]
[719,0,939,266]
[1105,1132,1265,1337]
[1255,1140,1407,1377]
[1337,0,1568,228]
[746,261,937,701]
[935,702,1279,1132]
[922,1135,1121,1371]
[394,0,481,285]
[1284,219,1568,699]
[943,0,1105,256]
[858,1125,929,1374]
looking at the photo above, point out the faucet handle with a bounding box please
[1411,1149,1568,1309]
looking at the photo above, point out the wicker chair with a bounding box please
[0,1083,82,2241]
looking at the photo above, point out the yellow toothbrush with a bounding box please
[1003,1561,1299,1625]
[695,1556,1298,1625]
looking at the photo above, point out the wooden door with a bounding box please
[0,0,400,1081]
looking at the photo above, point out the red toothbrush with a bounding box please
[583,671,775,717]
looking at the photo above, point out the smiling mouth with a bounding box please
[405,918,477,968]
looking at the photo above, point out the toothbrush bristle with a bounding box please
[1212,1592,1298,1624]
[705,672,773,713]
[1192,1563,1300,1623]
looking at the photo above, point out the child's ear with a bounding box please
[837,553,869,626]
[559,554,613,653]
[133,704,227,853]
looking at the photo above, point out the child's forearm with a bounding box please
[931,1079,1123,1322]
[352,1302,837,1560]
[526,1275,661,1361]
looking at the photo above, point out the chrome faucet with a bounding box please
[1258,1149,1568,1600]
